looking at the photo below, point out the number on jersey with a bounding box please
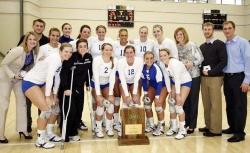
[128,69,134,75]
[140,46,146,52]
[104,67,108,73]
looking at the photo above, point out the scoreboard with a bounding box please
[108,8,134,27]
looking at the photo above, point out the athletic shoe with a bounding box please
[95,127,104,138]
[47,132,62,142]
[152,123,164,136]
[35,137,55,149]
[69,135,80,141]
[175,128,187,140]
[79,121,88,131]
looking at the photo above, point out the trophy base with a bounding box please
[118,135,149,146]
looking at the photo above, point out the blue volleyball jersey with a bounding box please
[141,63,164,96]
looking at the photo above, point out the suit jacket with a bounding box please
[0,46,36,80]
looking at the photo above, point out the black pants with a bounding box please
[224,72,247,137]
[59,87,84,141]
[183,76,201,129]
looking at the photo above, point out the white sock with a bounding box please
[179,121,185,130]
[148,117,154,127]
[113,113,119,124]
[170,119,177,130]
[46,124,54,135]
[96,120,102,128]
[37,130,46,139]
[158,120,164,125]
[106,119,113,130]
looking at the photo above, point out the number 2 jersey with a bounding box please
[92,55,117,95]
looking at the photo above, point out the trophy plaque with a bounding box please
[118,107,149,145]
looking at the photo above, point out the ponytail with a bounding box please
[110,56,114,69]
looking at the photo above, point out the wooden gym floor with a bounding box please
[1,91,249,153]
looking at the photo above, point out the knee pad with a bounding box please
[155,106,163,113]
[51,104,60,115]
[168,97,175,105]
[40,111,51,120]
[106,104,114,114]
[175,105,184,114]
[103,99,111,108]
[96,106,104,116]
[143,96,151,105]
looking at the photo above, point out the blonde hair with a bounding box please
[153,24,163,32]
[174,27,189,44]
[21,31,39,55]
[202,22,214,29]
[59,43,72,51]
[143,51,155,59]
[159,48,171,55]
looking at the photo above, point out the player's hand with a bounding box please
[240,83,249,93]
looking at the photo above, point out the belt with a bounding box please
[224,72,244,77]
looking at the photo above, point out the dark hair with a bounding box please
[76,38,88,49]
[61,23,71,30]
[124,45,135,54]
[49,27,61,36]
[77,25,91,39]
[33,19,46,26]
[96,25,107,32]
[223,21,236,29]
[101,43,114,69]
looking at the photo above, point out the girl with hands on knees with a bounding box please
[141,51,168,136]
[91,43,117,138]
[159,48,192,140]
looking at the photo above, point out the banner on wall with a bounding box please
[108,5,134,27]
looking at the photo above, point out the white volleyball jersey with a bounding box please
[163,58,192,94]
[113,41,130,59]
[92,55,117,95]
[37,43,59,62]
[134,39,155,58]
[89,37,114,58]
[24,52,62,96]
[154,38,178,62]
[118,57,143,96]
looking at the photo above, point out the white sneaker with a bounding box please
[175,128,187,140]
[152,123,164,136]
[78,121,88,131]
[35,137,55,149]
[47,132,62,142]
[166,128,178,136]
[114,122,121,132]
[95,127,104,138]
[69,135,80,141]
[106,128,114,137]
[145,125,155,133]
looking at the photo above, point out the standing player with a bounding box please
[89,25,114,58]
[91,43,117,138]
[113,29,130,131]
[141,51,168,136]
[59,23,73,43]
[133,26,155,58]
[70,25,92,52]
[58,39,92,141]
[153,24,178,62]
